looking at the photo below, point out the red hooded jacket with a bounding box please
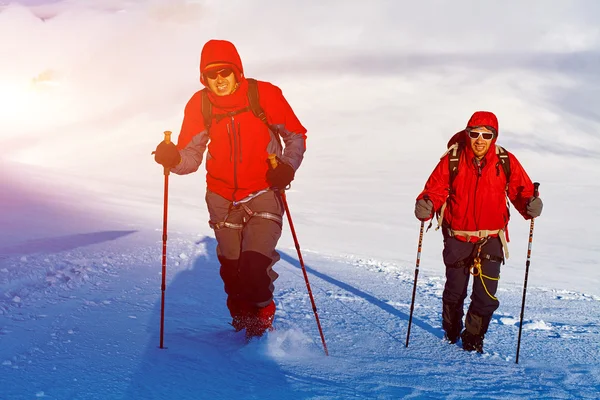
[172,40,307,201]
[417,112,535,238]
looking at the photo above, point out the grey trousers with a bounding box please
[206,190,283,307]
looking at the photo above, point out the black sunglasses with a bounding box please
[468,130,494,140]
[204,68,234,80]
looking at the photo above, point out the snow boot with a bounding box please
[245,300,276,340]
[230,302,255,332]
[461,311,491,353]
[460,330,484,353]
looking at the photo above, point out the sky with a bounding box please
[4,0,599,291]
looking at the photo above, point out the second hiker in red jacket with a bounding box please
[414,111,543,353]
[154,39,307,339]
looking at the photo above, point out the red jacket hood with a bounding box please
[199,39,244,85]
[447,111,499,150]
[467,111,498,134]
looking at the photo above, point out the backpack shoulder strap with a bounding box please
[200,88,212,130]
[447,143,462,188]
[246,78,269,127]
[433,143,461,230]
[201,80,276,139]
[246,78,283,148]
[495,145,511,181]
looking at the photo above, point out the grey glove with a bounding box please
[414,199,434,221]
[527,197,543,218]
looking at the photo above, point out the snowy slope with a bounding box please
[1,222,598,399]
[1,163,599,399]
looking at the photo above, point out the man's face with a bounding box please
[468,126,495,159]
[205,67,237,96]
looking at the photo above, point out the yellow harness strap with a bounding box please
[469,246,500,301]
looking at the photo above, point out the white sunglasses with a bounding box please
[468,130,495,140]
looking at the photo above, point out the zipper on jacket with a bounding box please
[230,116,239,201]
[237,121,242,163]
[473,157,483,230]
[226,124,233,162]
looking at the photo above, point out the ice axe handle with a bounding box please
[533,182,540,198]
[268,154,278,169]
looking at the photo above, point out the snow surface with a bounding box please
[1,1,599,399]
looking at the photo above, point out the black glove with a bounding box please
[527,196,543,218]
[154,141,180,168]
[414,198,434,221]
[267,160,295,189]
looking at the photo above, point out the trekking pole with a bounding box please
[406,215,426,347]
[515,182,540,364]
[152,130,172,349]
[268,154,329,356]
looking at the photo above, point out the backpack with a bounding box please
[446,142,511,189]
[201,78,267,130]
[200,78,283,148]
[433,140,512,233]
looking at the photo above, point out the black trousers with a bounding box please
[441,233,503,335]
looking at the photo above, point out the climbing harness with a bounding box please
[209,190,283,230]
[468,240,501,301]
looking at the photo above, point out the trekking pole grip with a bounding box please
[163,131,172,176]
[533,182,540,198]
[151,130,173,155]
[164,130,172,145]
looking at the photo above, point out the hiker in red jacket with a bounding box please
[153,39,307,339]
[414,111,543,353]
